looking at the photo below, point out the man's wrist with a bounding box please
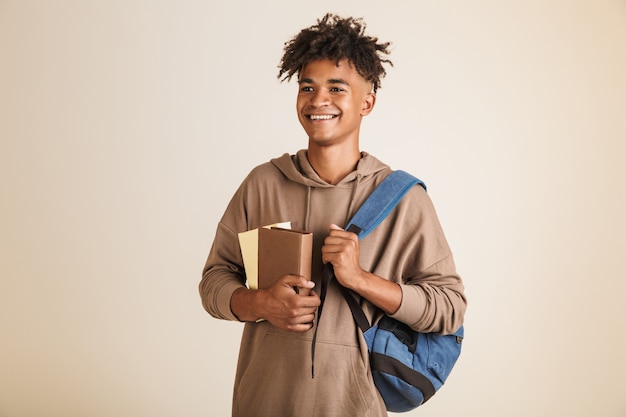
[231,287,263,322]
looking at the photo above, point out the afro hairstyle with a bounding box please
[277,13,393,92]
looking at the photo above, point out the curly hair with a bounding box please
[277,13,392,92]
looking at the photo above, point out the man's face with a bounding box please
[296,59,375,148]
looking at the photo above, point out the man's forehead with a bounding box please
[298,59,370,86]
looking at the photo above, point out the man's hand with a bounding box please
[231,275,320,332]
[321,224,403,315]
[321,224,365,289]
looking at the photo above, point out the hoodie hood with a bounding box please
[271,149,390,188]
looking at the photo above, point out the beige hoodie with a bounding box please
[200,150,466,417]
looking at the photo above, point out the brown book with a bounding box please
[258,227,313,294]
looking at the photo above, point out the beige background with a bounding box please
[1,1,625,416]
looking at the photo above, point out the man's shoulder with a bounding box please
[242,154,293,184]
[242,162,281,184]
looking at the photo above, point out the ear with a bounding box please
[360,92,376,116]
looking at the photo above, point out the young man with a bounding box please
[200,13,466,417]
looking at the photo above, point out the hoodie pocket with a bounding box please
[234,329,377,417]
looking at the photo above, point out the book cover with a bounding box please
[238,222,290,290]
[257,227,313,293]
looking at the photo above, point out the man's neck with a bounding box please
[307,143,361,185]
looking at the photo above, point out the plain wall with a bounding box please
[1,1,625,416]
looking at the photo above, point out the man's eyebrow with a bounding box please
[298,77,350,86]
[327,78,349,86]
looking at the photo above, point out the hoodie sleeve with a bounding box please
[383,186,467,335]
[199,220,247,321]
[391,255,466,334]
[199,160,296,321]
[198,171,253,322]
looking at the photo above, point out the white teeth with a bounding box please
[309,114,336,120]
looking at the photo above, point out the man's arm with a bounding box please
[322,224,402,314]
[322,223,465,334]
[230,275,320,332]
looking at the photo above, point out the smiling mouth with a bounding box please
[307,114,338,120]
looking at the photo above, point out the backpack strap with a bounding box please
[341,170,426,331]
[340,284,372,332]
[311,170,425,377]
[345,170,425,239]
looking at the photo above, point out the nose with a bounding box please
[310,89,331,108]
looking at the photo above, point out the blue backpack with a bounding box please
[341,170,464,412]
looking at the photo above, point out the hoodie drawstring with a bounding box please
[345,173,362,226]
[304,186,311,232]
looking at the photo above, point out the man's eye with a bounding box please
[301,86,314,92]
[330,87,344,92]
